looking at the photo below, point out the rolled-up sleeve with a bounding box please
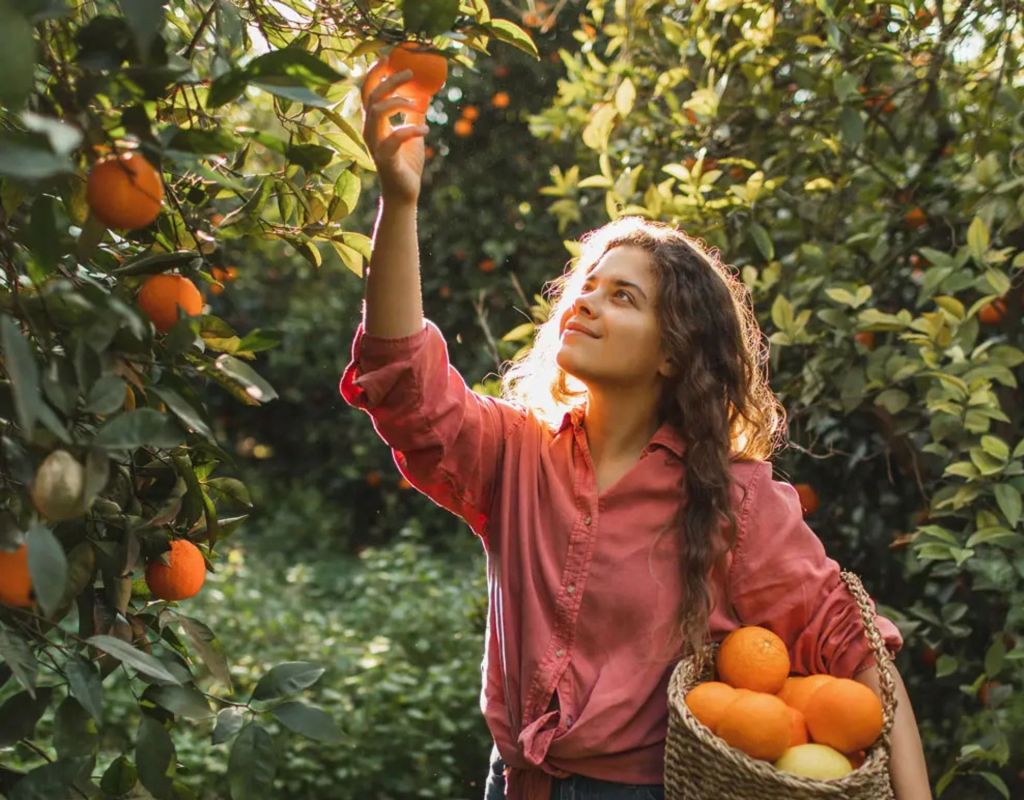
[339,319,526,547]
[727,462,903,678]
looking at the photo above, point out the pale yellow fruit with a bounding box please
[31,450,88,521]
[774,744,853,780]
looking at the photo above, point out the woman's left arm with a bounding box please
[853,662,932,800]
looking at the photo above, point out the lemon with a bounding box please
[774,743,853,780]
[31,450,88,521]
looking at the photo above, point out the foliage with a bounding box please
[523,0,1024,795]
[0,0,537,796]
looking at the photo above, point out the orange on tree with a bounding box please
[978,298,1007,325]
[145,539,207,601]
[716,625,790,693]
[461,105,480,121]
[366,470,383,488]
[479,258,497,273]
[31,449,89,522]
[0,543,32,607]
[904,206,928,230]
[684,681,737,731]
[386,42,447,113]
[360,58,393,107]
[492,91,510,109]
[86,151,164,230]
[803,677,884,752]
[794,483,819,516]
[138,273,203,333]
[715,691,792,761]
[854,331,876,349]
[454,119,474,138]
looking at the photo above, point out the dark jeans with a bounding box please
[484,743,665,800]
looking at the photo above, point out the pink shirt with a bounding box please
[339,319,903,799]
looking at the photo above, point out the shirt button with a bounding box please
[583,514,592,526]
[567,584,576,594]
[555,648,565,658]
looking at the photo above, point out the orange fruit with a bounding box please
[478,258,497,273]
[716,626,790,693]
[854,331,876,349]
[397,477,413,490]
[492,91,510,109]
[794,483,819,516]
[86,151,164,230]
[904,207,928,230]
[684,681,738,731]
[366,470,382,488]
[777,676,804,706]
[786,704,809,746]
[979,299,1007,325]
[0,543,32,607]
[847,749,867,769]
[454,119,474,138]
[803,678,884,752]
[461,105,480,121]
[716,691,792,761]
[782,674,838,716]
[360,58,393,107]
[386,42,447,113]
[138,274,203,333]
[438,285,451,299]
[145,539,207,601]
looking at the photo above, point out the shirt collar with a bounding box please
[557,405,686,460]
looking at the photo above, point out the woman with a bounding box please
[346,67,932,800]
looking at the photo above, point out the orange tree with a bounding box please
[0,0,538,797]
[520,0,1023,795]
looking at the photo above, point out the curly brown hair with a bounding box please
[500,216,787,668]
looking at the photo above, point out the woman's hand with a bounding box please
[361,68,431,205]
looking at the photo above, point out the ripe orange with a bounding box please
[145,539,207,601]
[478,258,497,273]
[138,274,203,333]
[794,483,819,516]
[904,207,928,230]
[397,477,413,490]
[781,674,838,716]
[684,681,737,731]
[854,331,876,349]
[803,678,884,752]
[366,470,382,488]
[0,543,32,607]
[979,299,1007,325]
[360,58,394,107]
[454,119,474,138]
[492,91,510,109]
[716,626,790,693]
[386,42,447,113]
[86,151,164,230]
[786,704,809,746]
[462,105,480,121]
[716,691,792,761]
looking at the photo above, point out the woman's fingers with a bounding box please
[365,68,414,106]
[377,124,430,162]
[364,95,423,149]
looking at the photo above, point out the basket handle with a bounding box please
[840,570,898,746]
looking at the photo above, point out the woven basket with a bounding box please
[664,570,897,799]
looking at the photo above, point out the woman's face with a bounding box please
[556,245,674,388]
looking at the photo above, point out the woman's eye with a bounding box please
[616,289,633,302]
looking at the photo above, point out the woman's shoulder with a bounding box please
[728,456,773,485]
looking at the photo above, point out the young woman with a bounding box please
[348,70,933,800]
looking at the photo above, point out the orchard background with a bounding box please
[1,0,1022,797]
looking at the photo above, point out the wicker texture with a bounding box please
[664,571,897,799]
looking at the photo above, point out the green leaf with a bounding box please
[202,353,279,405]
[0,136,74,179]
[749,222,774,260]
[402,0,459,36]
[967,216,990,265]
[839,106,864,147]
[981,435,1009,461]
[0,624,38,695]
[875,389,909,415]
[27,523,68,616]
[481,18,541,60]
[245,48,344,86]
[252,661,325,701]
[8,756,93,800]
[204,477,252,508]
[0,1,36,109]
[770,294,794,331]
[176,614,232,690]
[136,715,175,800]
[228,724,276,800]
[270,700,342,743]
[212,706,246,744]
[1,315,41,436]
[123,0,165,58]
[66,656,104,721]
[977,771,1010,799]
[54,697,98,758]
[149,385,215,442]
[83,375,127,415]
[207,69,249,108]
[984,637,1006,678]
[147,685,213,719]
[101,756,138,796]
[0,687,53,746]
[87,635,182,685]
[93,408,185,450]
[993,484,1022,528]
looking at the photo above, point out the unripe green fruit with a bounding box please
[31,450,89,521]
